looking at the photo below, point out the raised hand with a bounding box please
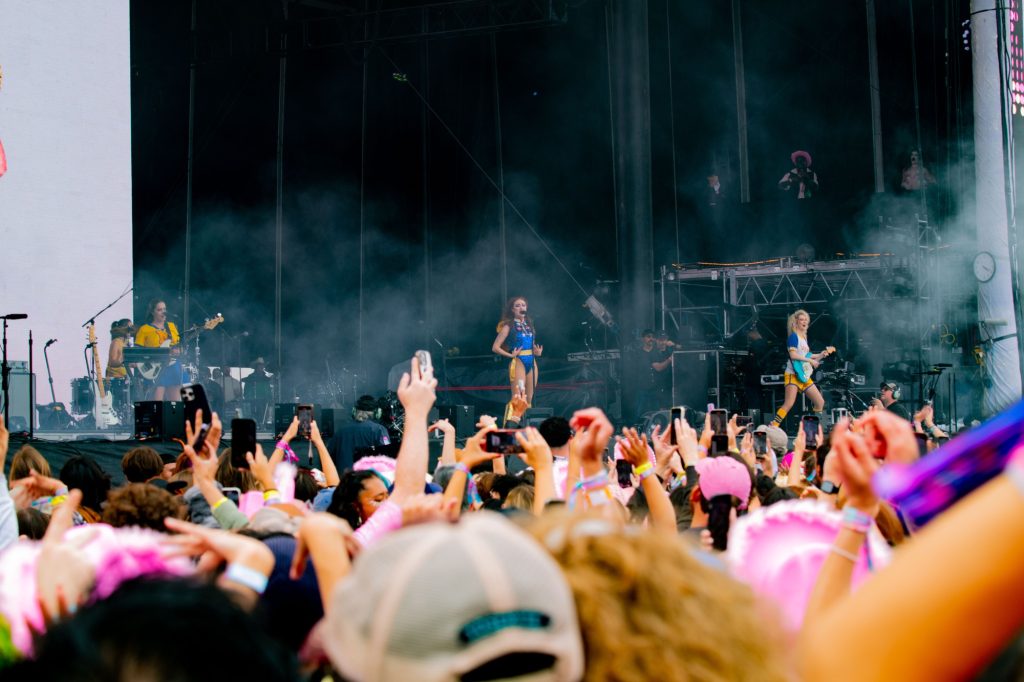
[675,417,702,466]
[282,416,300,444]
[829,419,880,516]
[515,427,554,472]
[858,410,919,464]
[455,425,502,469]
[397,355,438,418]
[400,493,459,526]
[569,407,614,469]
[245,444,276,491]
[509,390,530,420]
[617,427,651,468]
[428,418,455,436]
[36,490,96,623]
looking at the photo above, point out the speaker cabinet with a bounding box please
[671,350,748,411]
[437,404,475,438]
[134,401,186,441]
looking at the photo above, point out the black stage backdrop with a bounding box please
[130,0,971,403]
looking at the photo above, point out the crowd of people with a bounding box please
[0,351,1023,681]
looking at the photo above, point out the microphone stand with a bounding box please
[1,317,8,428]
[44,342,57,404]
[28,331,34,438]
[81,286,133,328]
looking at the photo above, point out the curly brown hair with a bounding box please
[121,446,165,483]
[102,484,185,533]
[528,511,791,682]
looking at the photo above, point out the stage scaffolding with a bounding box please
[657,255,914,338]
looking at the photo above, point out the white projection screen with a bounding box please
[0,1,133,425]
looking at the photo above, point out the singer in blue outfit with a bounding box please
[492,296,543,424]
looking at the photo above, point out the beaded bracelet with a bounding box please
[454,463,483,507]
[224,562,269,595]
[841,506,873,534]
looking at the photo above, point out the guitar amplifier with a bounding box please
[134,401,186,441]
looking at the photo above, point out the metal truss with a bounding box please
[657,257,915,336]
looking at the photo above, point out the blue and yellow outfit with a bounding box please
[506,319,536,378]
[783,332,814,391]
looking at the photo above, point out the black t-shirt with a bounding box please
[886,401,911,421]
[327,420,391,471]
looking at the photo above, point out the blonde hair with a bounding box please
[787,309,810,335]
[502,484,535,512]
[528,511,791,682]
[10,445,51,481]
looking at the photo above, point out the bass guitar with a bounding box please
[88,323,119,429]
[792,345,836,384]
[137,314,224,380]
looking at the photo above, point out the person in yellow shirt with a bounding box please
[134,299,185,401]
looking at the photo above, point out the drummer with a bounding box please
[106,318,134,381]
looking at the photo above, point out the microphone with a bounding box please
[45,339,57,347]
[1,313,27,320]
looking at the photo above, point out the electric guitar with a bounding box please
[792,345,836,384]
[88,323,119,428]
[137,314,224,380]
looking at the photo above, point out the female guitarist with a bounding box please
[134,299,186,401]
[770,309,833,428]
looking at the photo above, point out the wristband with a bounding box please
[454,463,483,507]
[697,445,709,457]
[632,461,655,482]
[223,562,269,595]
[276,441,298,464]
[841,506,873,534]
[569,472,612,510]
[50,494,68,507]
[829,545,860,563]
[212,497,228,511]
[263,489,280,502]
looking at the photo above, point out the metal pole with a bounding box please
[492,34,508,305]
[358,53,368,389]
[866,0,885,193]
[274,19,287,402]
[971,0,1023,411]
[28,331,33,437]
[731,0,750,203]
[422,25,432,348]
[183,0,198,339]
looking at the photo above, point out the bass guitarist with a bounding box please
[134,299,186,401]
[770,308,833,428]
